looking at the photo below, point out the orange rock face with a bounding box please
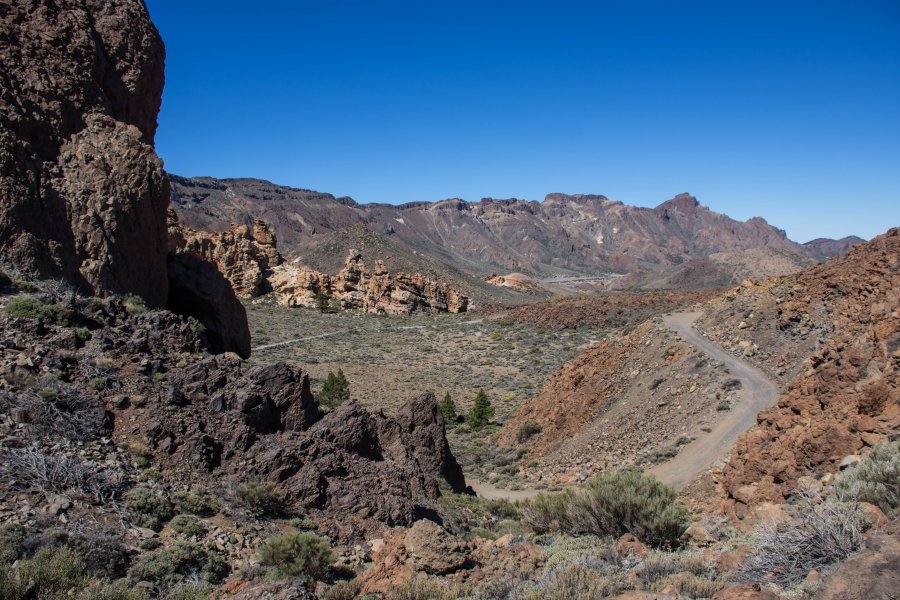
[271,250,468,315]
[722,228,899,503]
[168,211,282,298]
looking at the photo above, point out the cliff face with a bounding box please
[271,250,469,315]
[0,0,169,306]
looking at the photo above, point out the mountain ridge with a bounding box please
[171,175,851,285]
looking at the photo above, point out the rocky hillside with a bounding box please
[171,177,834,282]
[495,228,898,492]
[702,228,899,505]
[802,235,865,260]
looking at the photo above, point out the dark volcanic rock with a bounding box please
[802,235,866,261]
[166,252,252,358]
[0,0,169,305]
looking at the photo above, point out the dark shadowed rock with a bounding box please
[166,252,252,358]
[0,0,169,305]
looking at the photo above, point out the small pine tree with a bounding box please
[315,289,330,313]
[319,369,350,408]
[439,392,457,424]
[468,389,495,428]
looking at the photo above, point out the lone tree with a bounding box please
[468,388,495,428]
[319,369,350,408]
[439,392,457,424]
[315,289,330,313]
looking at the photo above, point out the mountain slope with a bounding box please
[170,176,812,280]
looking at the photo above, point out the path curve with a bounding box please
[467,310,779,499]
[647,311,778,488]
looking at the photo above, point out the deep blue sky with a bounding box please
[146,0,899,242]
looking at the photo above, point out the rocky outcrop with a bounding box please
[0,288,468,542]
[168,210,282,298]
[166,252,252,358]
[816,522,900,600]
[718,229,899,504]
[271,250,468,314]
[0,0,169,306]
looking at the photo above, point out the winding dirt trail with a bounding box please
[646,311,779,489]
[468,311,780,499]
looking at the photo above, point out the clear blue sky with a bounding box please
[146,0,899,242]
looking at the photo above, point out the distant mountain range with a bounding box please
[169,175,862,292]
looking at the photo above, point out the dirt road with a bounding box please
[467,311,779,499]
[646,311,778,488]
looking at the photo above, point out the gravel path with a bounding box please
[467,311,780,499]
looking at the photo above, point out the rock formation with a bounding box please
[168,210,282,298]
[271,250,469,315]
[715,228,899,504]
[0,0,169,306]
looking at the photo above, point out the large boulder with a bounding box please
[0,0,169,306]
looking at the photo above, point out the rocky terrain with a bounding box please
[1,1,896,598]
[171,177,850,285]
[698,228,899,505]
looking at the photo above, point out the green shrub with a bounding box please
[524,471,688,547]
[16,546,88,599]
[650,572,722,597]
[468,389,495,428]
[257,532,334,580]
[74,327,92,342]
[517,421,543,443]
[0,525,25,564]
[237,481,282,516]
[324,579,363,600]
[837,440,900,516]
[124,488,174,531]
[174,490,221,517]
[319,369,350,408]
[127,542,227,590]
[3,296,70,325]
[527,561,633,599]
[124,295,148,314]
[388,577,465,600]
[165,583,212,600]
[0,564,23,599]
[169,514,204,537]
[89,376,108,391]
[78,579,149,600]
[523,490,576,533]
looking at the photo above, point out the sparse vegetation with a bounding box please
[523,470,689,547]
[174,490,221,517]
[3,295,71,325]
[257,531,334,580]
[236,481,282,516]
[517,421,543,443]
[124,488,174,531]
[127,542,228,591]
[124,294,148,314]
[169,514,204,537]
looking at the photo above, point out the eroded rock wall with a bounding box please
[0,0,169,306]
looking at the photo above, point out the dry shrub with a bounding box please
[735,486,864,586]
